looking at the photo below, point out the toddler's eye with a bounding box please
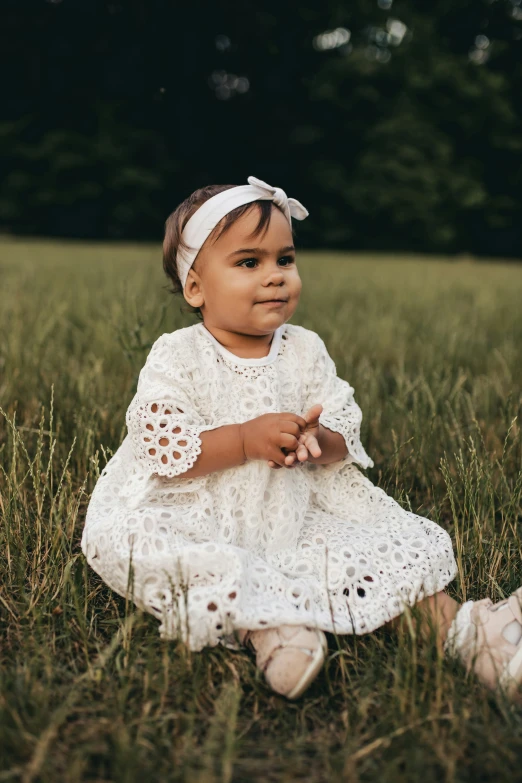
[237,256,295,269]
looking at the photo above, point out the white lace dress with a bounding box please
[81,322,457,651]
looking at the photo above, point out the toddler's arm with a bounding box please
[298,331,373,470]
[157,412,305,479]
[172,424,245,479]
[177,416,346,478]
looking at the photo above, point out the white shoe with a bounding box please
[457,588,522,700]
[240,625,328,699]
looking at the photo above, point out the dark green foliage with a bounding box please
[0,0,521,254]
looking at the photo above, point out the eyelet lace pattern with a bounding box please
[81,323,457,651]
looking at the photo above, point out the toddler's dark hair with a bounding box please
[162,184,291,320]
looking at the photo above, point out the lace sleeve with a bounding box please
[126,335,213,478]
[303,333,374,470]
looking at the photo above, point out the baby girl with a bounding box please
[81,176,522,701]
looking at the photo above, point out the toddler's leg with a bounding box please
[385,590,459,651]
[236,625,327,700]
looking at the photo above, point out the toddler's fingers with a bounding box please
[269,457,297,469]
[296,442,310,462]
[290,414,308,432]
[303,434,321,458]
[304,403,323,424]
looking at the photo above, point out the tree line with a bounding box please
[0,0,521,256]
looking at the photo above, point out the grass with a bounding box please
[1,235,522,782]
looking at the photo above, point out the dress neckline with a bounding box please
[198,323,285,366]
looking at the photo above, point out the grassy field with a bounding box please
[1,236,522,782]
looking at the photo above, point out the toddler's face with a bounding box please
[185,204,302,336]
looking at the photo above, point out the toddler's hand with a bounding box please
[268,404,323,469]
[240,411,308,467]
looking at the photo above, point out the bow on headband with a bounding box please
[176,175,309,289]
[246,175,309,223]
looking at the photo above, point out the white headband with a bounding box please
[176,175,309,290]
